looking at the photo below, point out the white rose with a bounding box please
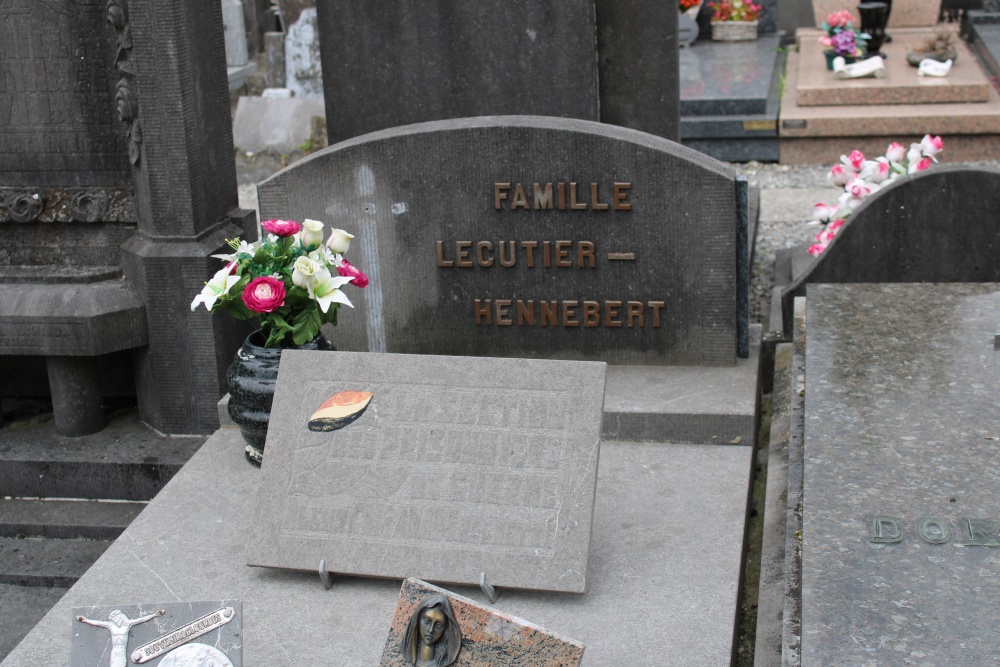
[291,256,322,288]
[300,218,324,250]
[326,228,355,255]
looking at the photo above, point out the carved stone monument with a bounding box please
[380,579,585,667]
[247,351,606,594]
[258,116,749,367]
[0,0,255,435]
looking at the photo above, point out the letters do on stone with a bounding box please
[258,116,742,367]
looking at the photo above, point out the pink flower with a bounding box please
[871,157,892,183]
[842,150,865,172]
[920,134,944,157]
[261,219,301,237]
[813,202,836,223]
[819,35,833,47]
[336,259,369,288]
[242,276,286,313]
[828,164,853,187]
[846,177,874,200]
[885,142,906,163]
[909,157,932,174]
[817,229,835,244]
[828,219,845,232]
[808,243,828,257]
[826,9,853,27]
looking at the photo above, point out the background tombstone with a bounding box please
[775,166,1000,336]
[316,0,680,144]
[258,116,742,366]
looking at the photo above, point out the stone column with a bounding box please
[116,0,254,434]
[595,0,681,142]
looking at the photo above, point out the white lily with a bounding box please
[211,240,256,262]
[190,266,241,311]
[308,275,354,313]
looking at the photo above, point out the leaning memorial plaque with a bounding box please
[71,600,242,667]
[380,578,585,666]
[247,351,606,593]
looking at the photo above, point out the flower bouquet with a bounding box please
[708,0,763,41]
[819,10,869,70]
[806,135,944,257]
[191,218,369,347]
[679,0,702,19]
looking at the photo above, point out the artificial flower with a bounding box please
[327,228,354,254]
[828,164,853,187]
[242,276,286,313]
[920,134,944,157]
[308,275,354,313]
[261,219,301,237]
[291,256,323,288]
[190,265,240,312]
[337,258,370,288]
[885,142,906,163]
[300,218,324,250]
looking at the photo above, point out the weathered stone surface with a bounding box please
[316,1,600,144]
[595,0,680,141]
[259,116,740,366]
[801,283,1000,665]
[264,32,286,88]
[0,429,751,667]
[779,166,1000,336]
[232,97,326,155]
[0,537,111,588]
[222,0,249,67]
[0,499,143,541]
[0,2,131,188]
[0,584,69,663]
[248,351,606,594]
[380,578,584,667]
[285,5,323,99]
[71,601,242,667]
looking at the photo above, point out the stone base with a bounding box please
[0,428,753,667]
[218,325,763,447]
[680,35,784,162]
[779,44,1000,165]
[795,28,988,107]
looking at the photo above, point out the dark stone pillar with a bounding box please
[46,356,105,437]
[595,0,681,142]
[117,0,254,434]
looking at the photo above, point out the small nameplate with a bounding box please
[782,119,807,130]
[743,120,777,131]
[131,607,236,663]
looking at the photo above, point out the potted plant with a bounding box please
[191,218,369,466]
[819,10,869,70]
[708,0,763,41]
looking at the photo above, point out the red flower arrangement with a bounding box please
[709,0,762,21]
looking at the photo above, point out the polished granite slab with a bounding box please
[802,283,1000,665]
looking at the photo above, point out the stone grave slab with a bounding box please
[379,578,584,666]
[809,0,942,28]
[0,428,751,667]
[258,116,743,367]
[801,283,1000,665]
[316,1,599,144]
[247,351,606,594]
[71,600,242,667]
[969,22,1000,82]
[795,28,989,107]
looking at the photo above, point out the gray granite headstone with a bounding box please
[801,283,1000,665]
[71,600,242,667]
[315,1,600,144]
[780,166,1000,337]
[247,350,606,594]
[258,115,741,366]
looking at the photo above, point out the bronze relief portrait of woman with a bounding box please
[401,595,462,667]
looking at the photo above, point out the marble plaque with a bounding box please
[379,578,584,666]
[70,600,242,667]
[247,351,606,594]
[801,284,1000,664]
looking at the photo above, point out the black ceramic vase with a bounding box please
[227,330,333,467]
[858,2,889,58]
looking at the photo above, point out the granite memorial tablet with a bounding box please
[71,600,242,667]
[258,116,744,366]
[379,578,585,667]
[247,351,606,594]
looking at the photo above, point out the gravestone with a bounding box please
[247,351,606,594]
[0,0,254,436]
[798,283,1000,664]
[776,166,1000,336]
[316,0,680,144]
[284,4,323,98]
[379,579,584,666]
[259,116,748,367]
